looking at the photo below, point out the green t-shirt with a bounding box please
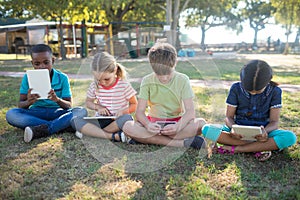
[138,71,194,118]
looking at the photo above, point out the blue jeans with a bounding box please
[6,106,87,135]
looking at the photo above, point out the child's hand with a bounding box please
[115,109,126,118]
[48,89,59,102]
[27,88,40,105]
[160,124,177,136]
[255,126,268,142]
[146,122,161,135]
[229,129,243,139]
[97,107,111,116]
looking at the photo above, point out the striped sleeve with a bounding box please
[87,82,96,99]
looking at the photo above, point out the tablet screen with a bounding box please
[232,125,262,141]
[27,69,51,99]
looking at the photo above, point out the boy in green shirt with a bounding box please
[122,42,206,149]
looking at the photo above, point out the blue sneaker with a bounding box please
[184,136,206,149]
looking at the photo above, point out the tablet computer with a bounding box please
[27,69,51,99]
[156,121,177,128]
[232,125,262,141]
[84,116,116,120]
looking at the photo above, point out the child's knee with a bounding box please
[196,117,207,127]
[274,130,297,149]
[116,114,134,129]
[71,116,88,131]
[201,124,223,142]
[72,107,88,118]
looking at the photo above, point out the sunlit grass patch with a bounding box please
[193,87,227,123]
[281,91,300,128]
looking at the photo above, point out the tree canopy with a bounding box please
[1,0,300,54]
[182,0,241,49]
[241,0,275,48]
[271,0,300,54]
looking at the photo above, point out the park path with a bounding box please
[1,71,300,93]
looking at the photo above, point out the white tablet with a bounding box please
[232,125,262,141]
[84,116,116,120]
[27,69,51,99]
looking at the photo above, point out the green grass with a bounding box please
[1,54,300,84]
[0,54,299,199]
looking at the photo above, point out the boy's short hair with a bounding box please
[31,44,52,56]
[148,42,177,75]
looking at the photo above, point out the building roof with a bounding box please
[0,18,57,32]
[0,18,108,32]
[0,18,28,26]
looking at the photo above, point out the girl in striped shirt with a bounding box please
[73,52,137,142]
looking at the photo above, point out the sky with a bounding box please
[180,23,298,45]
[178,1,298,45]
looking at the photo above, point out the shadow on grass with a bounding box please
[0,129,204,199]
[0,128,299,199]
[126,147,202,199]
[0,129,101,199]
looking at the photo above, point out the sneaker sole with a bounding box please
[75,131,83,139]
[120,131,130,143]
[24,127,33,143]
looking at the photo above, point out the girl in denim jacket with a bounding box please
[202,60,297,161]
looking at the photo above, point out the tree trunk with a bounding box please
[284,33,290,55]
[294,27,300,46]
[59,17,66,60]
[253,28,258,50]
[200,26,206,50]
[171,0,180,47]
[166,0,172,44]
[283,24,292,55]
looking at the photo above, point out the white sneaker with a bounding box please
[119,131,130,143]
[24,127,33,143]
[75,131,83,139]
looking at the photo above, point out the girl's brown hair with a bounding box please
[91,52,127,80]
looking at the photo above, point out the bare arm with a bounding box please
[264,107,280,133]
[225,105,237,128]
[48,89,72,109]
[160,97,196,136]
[136,98,161,134]
[255,108,280,142]
[136,98,149,126]
[18,89,39,108]
[126,95,138,114]
[85,97,111,116]
[116,95,138,117]
[176,97,195,132]
[18,88,71,109]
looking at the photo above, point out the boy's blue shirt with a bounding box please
[20,68,72,108]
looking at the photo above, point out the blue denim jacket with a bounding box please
[226,82,282,126]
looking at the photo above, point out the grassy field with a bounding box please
[0,53,299,199]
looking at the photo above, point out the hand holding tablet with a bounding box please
[156,121,177,128]
[232,125,262,141]
[27,69,51,99]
